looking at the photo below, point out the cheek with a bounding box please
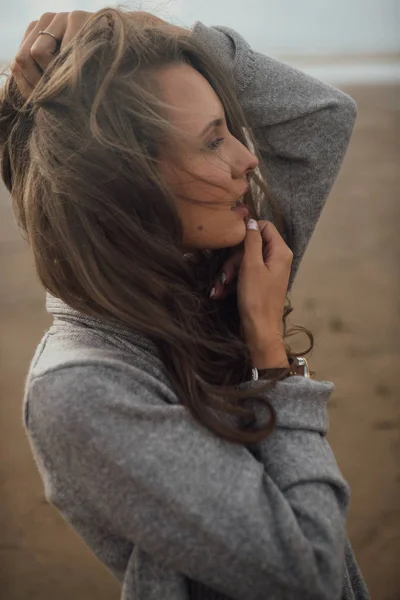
[162,156,245,250]
[180,154,232,199]
[182,204,247,250]
[199,163,231,198]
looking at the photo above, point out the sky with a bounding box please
[1,0,399,57]
[1,0,399,82]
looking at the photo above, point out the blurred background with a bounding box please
[1,1,399,599]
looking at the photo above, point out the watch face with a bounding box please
[296,357,310,378]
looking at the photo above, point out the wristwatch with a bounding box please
[252,356,311,381]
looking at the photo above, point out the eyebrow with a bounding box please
[198,117,224,138]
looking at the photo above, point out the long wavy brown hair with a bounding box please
[0,8,312,446]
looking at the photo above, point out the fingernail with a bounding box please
[209,287,216,299]
[246,218,259,231]
[220,272,227,286]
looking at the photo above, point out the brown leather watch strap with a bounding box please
[255,367,289,381]
[254,357,312,381]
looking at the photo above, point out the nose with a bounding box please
[245,150,259,174]
[232,142,259,179]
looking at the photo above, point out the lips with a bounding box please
[231,186,249,208]
[231,197,245,208]
[231,202,249,217]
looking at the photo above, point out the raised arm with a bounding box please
[27,365,348,600]
[191,23,357,285]
[10,13,356,287]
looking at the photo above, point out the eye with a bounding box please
[206,137,225,151]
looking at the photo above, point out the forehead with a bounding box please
[156,63,223,133]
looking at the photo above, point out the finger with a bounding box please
[61,11,92,50]
[217,278,238,300]
[219,248,243,285]
[210,243,243,298]
[30,13,69,71]
[20,20,37,44]
[259,221,292,261]
[29,11,92,73]
[12,13,56,93]
[210,276,224,300]
[10,63,34,99]
[258,221,283,254]
[226,244,244,275]
[258,220,281,242]
[242,218,263,265]
[210,275,238,301]
[10,20,37,95]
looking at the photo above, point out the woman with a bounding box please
[0,8,369,600]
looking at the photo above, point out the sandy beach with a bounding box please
[0,83,399,599]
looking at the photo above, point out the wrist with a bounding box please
[249,338,289,370]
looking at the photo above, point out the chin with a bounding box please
[201,221,247,250]
[227,221,247,247]
[184,211,248,251]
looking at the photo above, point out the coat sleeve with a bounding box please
[26,364,349,600]
[190,23,357,286]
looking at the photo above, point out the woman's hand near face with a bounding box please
[11,10,188,99]
[211,220,292,369]
[210,220,291,303]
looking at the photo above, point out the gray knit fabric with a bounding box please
[22,21,369,600]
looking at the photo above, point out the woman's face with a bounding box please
[156,63,259,252]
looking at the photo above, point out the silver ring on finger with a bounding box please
[38,30,61,54]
